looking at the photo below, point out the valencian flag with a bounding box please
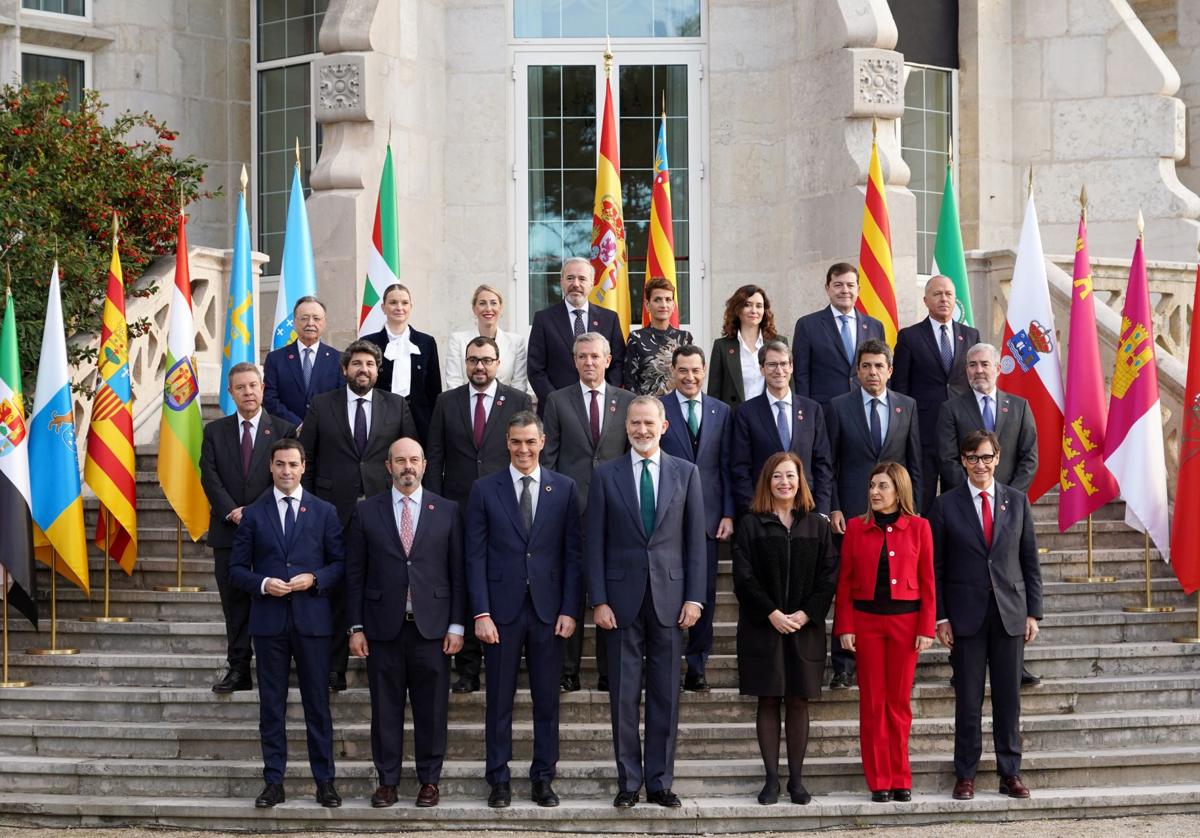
[1104,219,1170,560]
[29,263,89,593]
[998,192,1064,502]
[158,211,210,541]
[857,123,899,346]
[642,109,678,328]
[588,50,632,338]
[1058,197,1118,531]
[1169,257,1200,593]
[931,160,974,326]
[0,284,38,626]
[270,151,317,349]
[83,218,139,573]
[219,168,255,415]
[359,144,399,336]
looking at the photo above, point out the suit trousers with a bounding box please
[606,586,683,794]
[213,547,252,675]
[951,592,1024,779]
[454,634,484,682]
[853,609,920,791]
[366,619,451,785]
[563,593,608,680]
[684,537,720,676]
[329,567,350,679]
[253,610,334,785]
[483,590,564,785]
[918,446,941,515]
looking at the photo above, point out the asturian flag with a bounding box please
[270,162,317,349]
[0,284,38,626]
[359,145,399,336]
[219,171,256,415]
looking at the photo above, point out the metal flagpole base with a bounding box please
[1064,575,1116,583]
[1124,605,1176,613]
[25,647,79,655]
[0,680,32,688]
[154,585,203,593]
[79,615,131,623]
[1175,636,1200,644]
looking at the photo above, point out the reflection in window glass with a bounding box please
[20,53,85,110]
[515,0,700,38]
[900,65,953,276]
[22,0,85,15]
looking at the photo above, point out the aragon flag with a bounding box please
[588,51,632,338]
[642,110,678,328]
[359,144,399,336]
[0,284,38,626]
[1170,258,1200,594]
[856,124,899,347]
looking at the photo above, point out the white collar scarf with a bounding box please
[383,326,421,396]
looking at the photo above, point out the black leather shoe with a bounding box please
[613,789,640,808]
[212,670,252,694]
[789,783,812,805]
[254,783,284,808]
[757,781,779,805]
[452,677,480,694]
[560,674,580,692]
[597,676,609,692]
[648,788,682,808]
[531,780,559,807]
[370,784,398,808]
[892,788,912,802]
[315,781,341,808]
[488,781,511,808]
[328,672,347,692]
[871,790,891,803]
[830,671,853,690]
[683,672,711,692]
[1021,669,1042,687]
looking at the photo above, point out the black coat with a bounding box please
[362,326,441,444]
[732,510,838,697]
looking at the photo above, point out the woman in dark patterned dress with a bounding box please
[623,277,693,395]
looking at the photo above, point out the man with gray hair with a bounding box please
[263,296,344,426]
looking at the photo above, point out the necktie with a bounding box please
[776,400,791,450]
[981,395,995,432]
[589,389,601,446]
[980,490,993,547]
[572,309,585,337]
[939,324,953,374]
[400,496,414,554]
[686,399,700,439]
[354,397,368,455]
[639,459,655,536]
[282,496,296,541]
[473,392,486,449]
[302,348,313,390]
[519,475,534,532]
[869,397,882,453]
[240,420,253,476]
[839,314,854,364]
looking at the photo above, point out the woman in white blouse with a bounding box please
[443,284,530,395]
[361,283,442,443]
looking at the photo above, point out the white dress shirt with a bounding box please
[236,408,262,445]
[444,328,530,394]
[675,389,702,433]
[738,330,765,399]
[928,316,954,347]
[392,485,464,636]
[968,479,997,528]
[767,389,792,440]
[261,485,305,594]
[346,387,374,436]
[579,381,608,435]
[382,325,421,396]
[861,387,890,441]
[510,464,542,521]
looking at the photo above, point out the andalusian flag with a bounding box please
[29,264,89,593]
[83,218,139,573]
[359,145,399,336]
[588,53,632,338]
[158,212,210,541]
[0,285,38,626]
[642,110,678,328]
[931,161,974,326]
[856,124,899,347]
[270,160,316,349]
[219,170,256,415]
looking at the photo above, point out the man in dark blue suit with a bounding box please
[228,438,345,810]
[792,263,886,405]
[588,396,707,809]
[263,296,344,426]
[345,437,466,810]
[731,339,834,517]
[465,410,583,809]
[658,345,734,692]
[527,257,625,413]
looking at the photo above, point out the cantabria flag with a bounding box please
[359,145,399,336]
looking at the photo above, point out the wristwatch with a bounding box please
[347,625,364,636]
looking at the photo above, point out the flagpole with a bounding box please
[1175,593,1200,644]
[156,517,202,593]
[27,551,78,655]
[0,568,31,687]
[80,513,129,622]
[1120,532,1174,613]
[1065,514,1115,583]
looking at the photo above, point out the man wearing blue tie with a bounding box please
[263,296,345,426]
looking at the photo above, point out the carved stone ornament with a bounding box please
[851,50,904,118]
[315,54,369,122]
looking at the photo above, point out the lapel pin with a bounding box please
[728,348,735,354]
[497,395,506,405]
[427,503,435,510]
[299,506,307,513]
[957,335,964,341]
[287,354,295,360]
[545,485,553,493]
[609,405,617,413]
[895,406,902,414]
[1002,407,1009,413]
[264,428,272,436]
[592,320,600,327]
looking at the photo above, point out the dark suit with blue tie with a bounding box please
[825,388,923,519]
[792,307,885,405]
[465,467,583,786]
[659,392,734,679]
[731,392,834,516]
[228,488,345,786]
[263,340,345,426]
[527,302,626,413]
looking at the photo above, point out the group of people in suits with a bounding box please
[197,259,1045,810]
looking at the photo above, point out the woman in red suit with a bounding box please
[835,461,935,803]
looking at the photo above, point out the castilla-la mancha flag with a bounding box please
[588,58,632,339]
[1170,260,1200,594]
[856,130,899,347]
[997,193,1064,502]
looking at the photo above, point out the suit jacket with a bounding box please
[444,328,530,394]
[833,514,936,638]
[586,452,707,628]
[541,383,635,514]
[706,336,755,409]
[731,392,834,516]
[464,467,584,625]
[262,341,344,426]
[228,489,345,636]
[345,489,466,642]
[200,412,296,549]
[362,326,441,444]
[891,319,980,451]
[929,482,1043,637]
[826,388,923,518]
[298,387,420,526]
[424,383,533,502]
[936,389,1037,493]
[527,303,625,409]
[792,308,885,405]
[658,393,734,538]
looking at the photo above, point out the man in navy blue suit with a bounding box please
[658,345,734,692]
[527,257,625,413]
[228,437,345,810]
[465,410,583,809]
[588,396,707,809]
[792,263,886,405]
[263,296,344,426]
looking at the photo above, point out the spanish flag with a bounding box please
[856,125,899,347]
[588,49,632,338]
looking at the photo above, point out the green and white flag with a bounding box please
[931,161,974,326]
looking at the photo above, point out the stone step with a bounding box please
[1030,498,1124,523]
[1035,520,1159,551]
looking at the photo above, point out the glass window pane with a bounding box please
[515,0,700,37]
[529,65,560,118]
[562,170,594,221]
[562,66,596,118]
[20,53,85,110]
[560,0,607,38]
[618,117,654,170]
[619,65,652,116]
[515,0,560,37]
[258,0,327,62]
[529,172,562,221]
[529,119,562,170]
[23,0,86,14]
[658,0,701,36]
[560,118,596,169]
[926,70,949,112]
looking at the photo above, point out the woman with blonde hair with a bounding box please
[443,284,530,394]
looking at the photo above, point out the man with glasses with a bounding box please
[425,335,533,693]
[264,296,345,426]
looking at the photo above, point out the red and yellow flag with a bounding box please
[642,110,678,327]
[856,126,899,346]
[83,217,138,573]
[588,51,632,338]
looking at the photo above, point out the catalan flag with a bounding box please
[359,144,399,336]
[642,110,678,328]
[856,127,899,347]
[0,284,38,626]
[158,212,210,541]
[588,52,632,338]
[219,170,256,415]
[83,219,138,573]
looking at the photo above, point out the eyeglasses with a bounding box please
[963,454,996,464]
[466,356,498,367]
[762,361,791,371]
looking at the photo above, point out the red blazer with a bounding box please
[833,513,936,638]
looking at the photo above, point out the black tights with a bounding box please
[756,695,810,789]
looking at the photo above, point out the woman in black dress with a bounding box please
[623,277,693,395]
[361,283,441,443]
[733,450,838,806]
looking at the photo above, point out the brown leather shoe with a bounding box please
[999,775,1031,798]
[415,783,440,807]
[370,784,398,808]
[952,777,975,800]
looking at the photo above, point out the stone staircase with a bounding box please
[1,449,1198,832]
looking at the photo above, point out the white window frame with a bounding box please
[19,0,90,22]
[19,44,92,92]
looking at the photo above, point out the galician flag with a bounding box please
[642,110,678,328]
[29,263,89,593]
[0,284,38,626]
[158,212,210,541]
[359,145,399,336]
[1104,220,1170,560]
[1169,258,1200,594]
[588,51,632,338]
[856,123,899,347]
[997,192,1064,502]
[931,160,974,325]
[220,168,256,415]
[271,159,317,349]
